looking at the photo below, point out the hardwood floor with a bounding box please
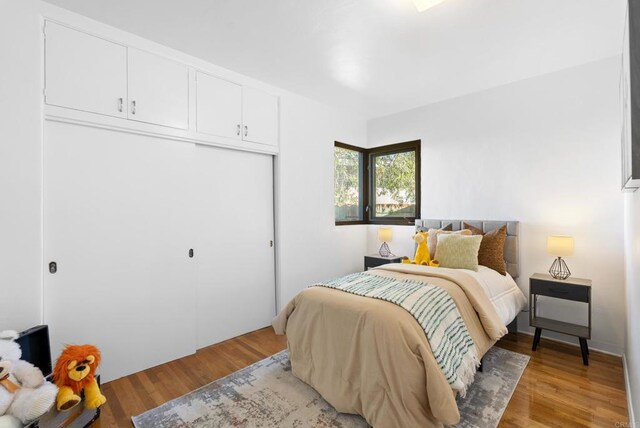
[497,333,628,427]
[95,328,628,427]
[96,328,287,427]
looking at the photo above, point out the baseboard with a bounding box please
[623,353,637,427]
[515,329,622,357]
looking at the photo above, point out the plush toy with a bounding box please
[0,330,58,425]
[0,415,22,428]
[53,345,106,411]
[402,231,440,267]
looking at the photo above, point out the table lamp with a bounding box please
[378,227,394,257]
[547,235,574,280]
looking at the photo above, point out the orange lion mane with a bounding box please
[53,344,101,394]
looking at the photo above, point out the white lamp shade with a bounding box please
[547,235,574,257]
[378,227,393,242]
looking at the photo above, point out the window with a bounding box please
[334,140,420,225]
[334,142,365,223]
[370,142,419,222]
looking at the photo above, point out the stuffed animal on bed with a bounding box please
[53,344,106,411]
[402,231,440,267]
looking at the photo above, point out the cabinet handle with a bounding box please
[131,100,136,115]
[237,124,241,136]
[118,98,123,112]
[244,125,248,137]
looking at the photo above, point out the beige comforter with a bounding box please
[272,264,508,428]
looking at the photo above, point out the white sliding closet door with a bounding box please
[44,121,196,382]
[195,144,275,349]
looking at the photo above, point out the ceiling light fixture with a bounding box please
[412,0,447,12]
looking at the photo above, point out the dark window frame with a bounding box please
[334,140,421,226]
[334,141,367,225]
[368,140,421,225]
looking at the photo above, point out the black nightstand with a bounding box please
[364,254,403,271]
[529,273,592,365]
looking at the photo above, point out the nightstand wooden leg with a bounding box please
[532,327,542,351]
[579,338,589,366]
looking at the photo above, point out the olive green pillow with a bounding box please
[427,227,471,260]
[463,223,508,275]
[434,234,483,271]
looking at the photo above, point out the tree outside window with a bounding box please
[334,145,363,222]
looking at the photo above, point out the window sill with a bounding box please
[335,220,366,226]
[368,219,416,226]
[335,219,416,226]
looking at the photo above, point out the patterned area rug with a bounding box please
[132,347,529,428]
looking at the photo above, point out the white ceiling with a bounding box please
[44,0,627,118]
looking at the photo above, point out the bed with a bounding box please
[272,219,527,427]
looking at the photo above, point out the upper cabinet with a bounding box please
[196,73,279,147]
[196,72,242,140]
[622,0,640,191]
[45,22,127,119]
[44,20,278,152]
[128,49,189,130]
[45,23,189,131]
[242,87,279,147]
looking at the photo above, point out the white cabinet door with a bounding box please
[44,121,196,382]
[196,73,242,140]
[128,48,189,129]
[242,87,279,147]
[195,144,276,349]
[45,22,127,118]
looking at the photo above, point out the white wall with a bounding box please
[0,0,367,331]
[367,57,626,355]
[2,0,627,375]
[0,0,43,331]
[276,94,367,309]
[624,190,640,423]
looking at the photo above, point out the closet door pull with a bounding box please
[189,249,194,258]
[236,124,241,136]
[49,261,57,274]
[244,125,248,137]
[118,98,123,112]
[131,100,137,115]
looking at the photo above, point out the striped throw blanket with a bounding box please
[313,272,479,395]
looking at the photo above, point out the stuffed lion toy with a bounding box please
[53,345,106,411]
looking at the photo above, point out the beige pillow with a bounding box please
[427,228,472,260]
[434,234,483,271]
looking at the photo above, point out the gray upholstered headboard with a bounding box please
[415,219,520,279]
